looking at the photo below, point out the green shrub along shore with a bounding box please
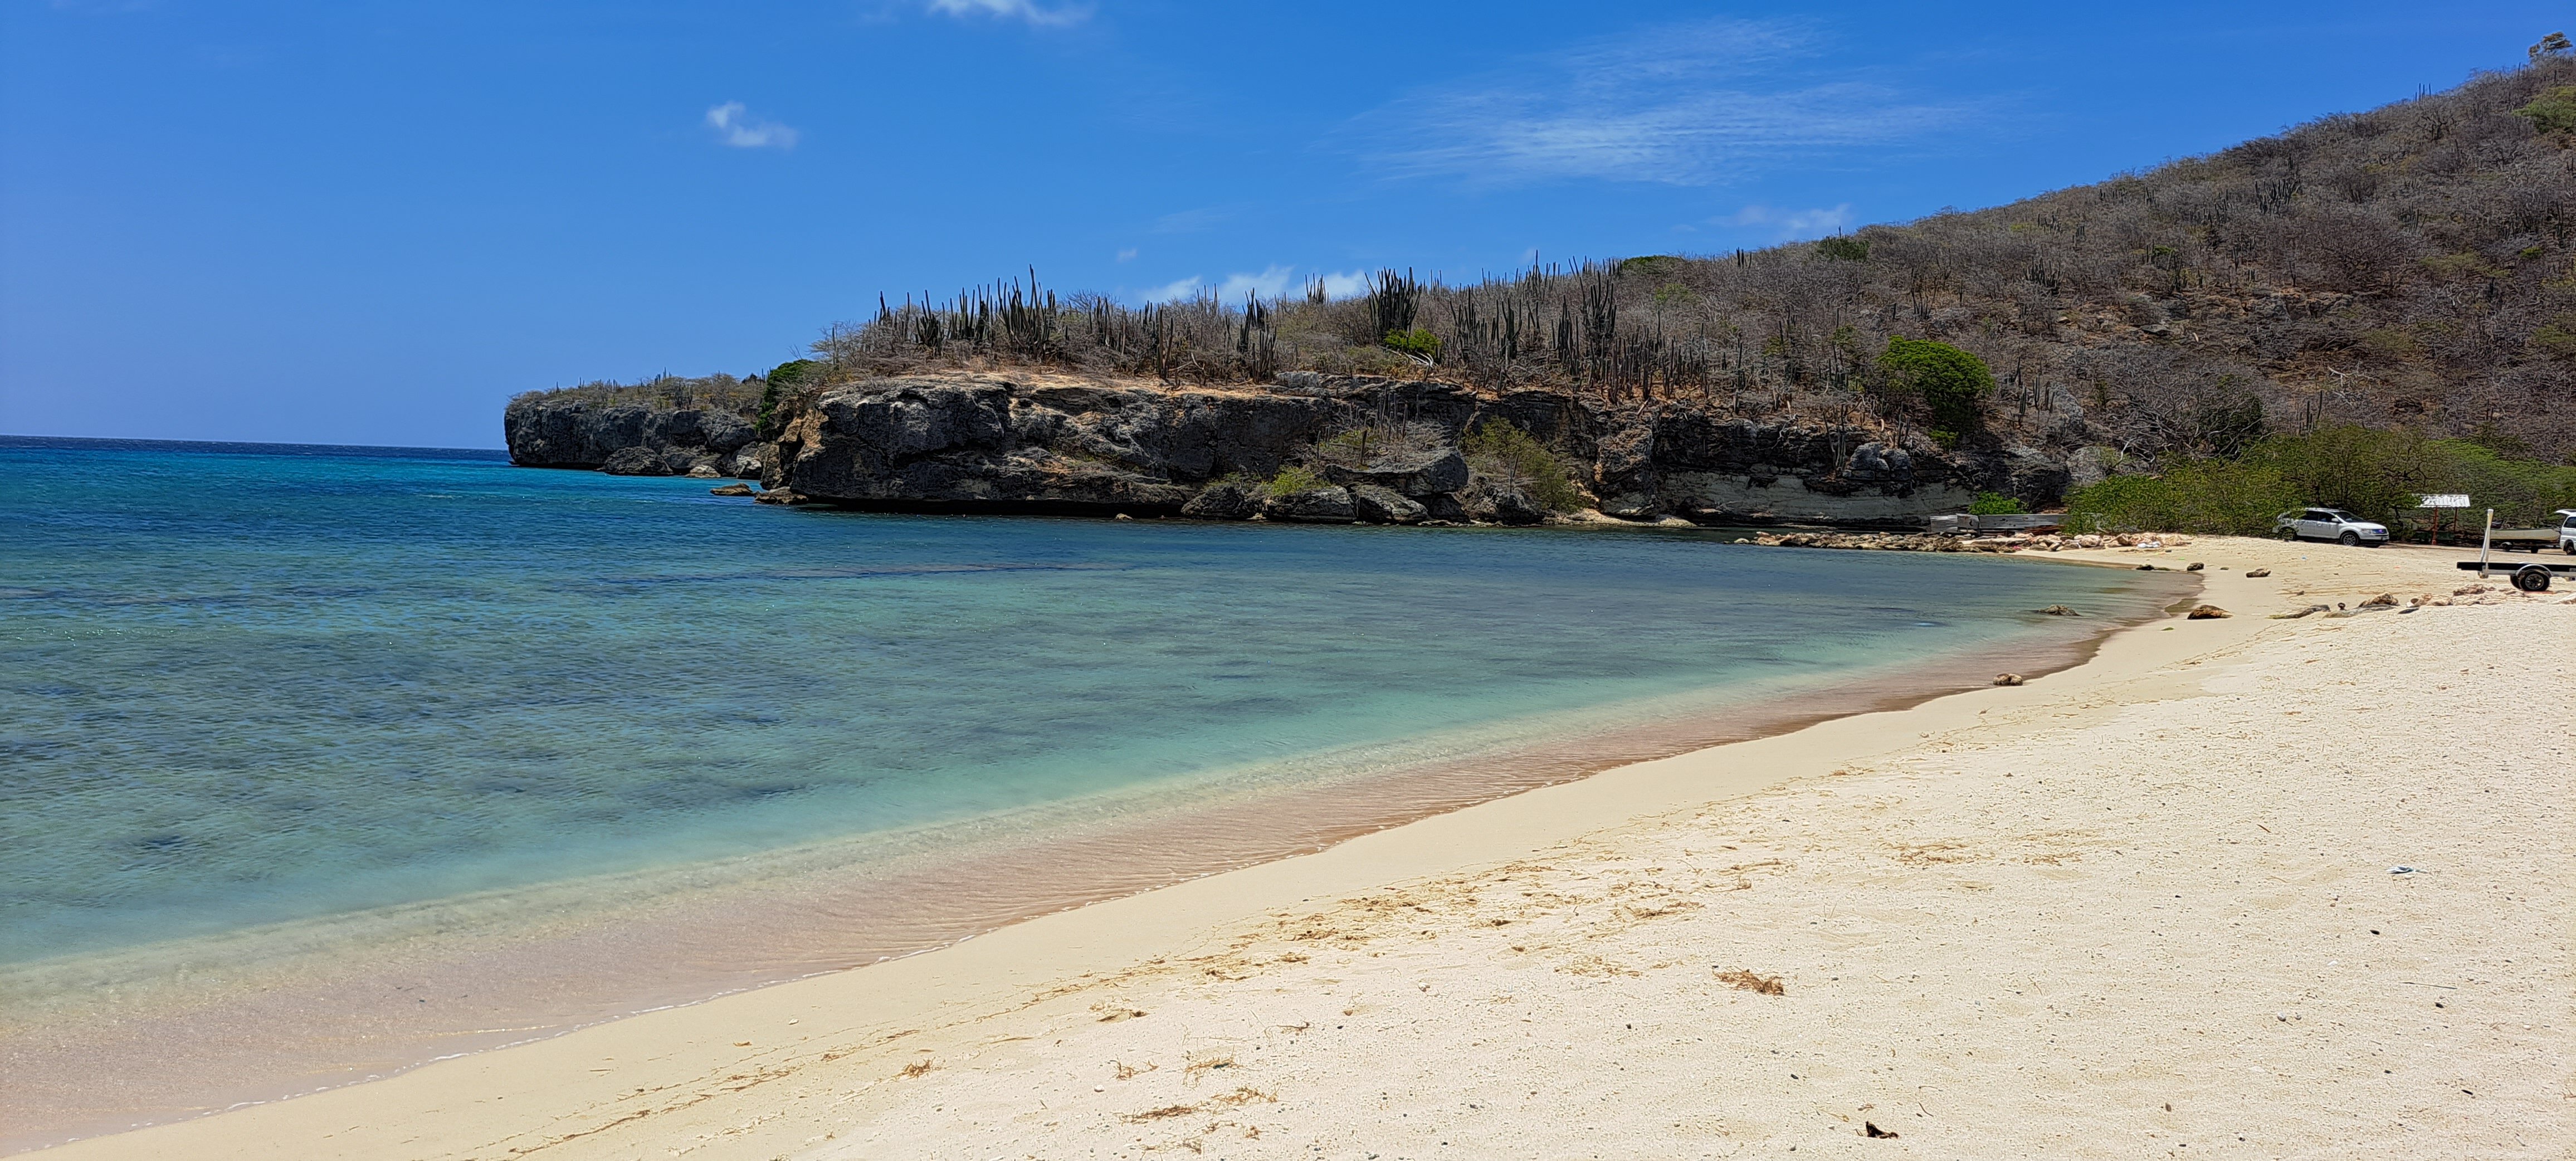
[2065,426,2576,537]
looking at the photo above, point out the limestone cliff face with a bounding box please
[502,396,768,477]
[764,373,2071,526]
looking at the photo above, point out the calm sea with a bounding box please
[0,436,2181,1144]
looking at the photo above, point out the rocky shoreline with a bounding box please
[741,372,2076,526]
[503,371,2112,529]
[501,396,769,479]
[1744,530,2194,555]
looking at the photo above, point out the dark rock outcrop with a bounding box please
[1265,486,1358,523]
[1349,485,1427,525]
[504,396,767,479]
[1458,480,1543,525]
[757,373,2078,525]
[1180,479,1263,520]
[1319,450,1469,496]
[599,446,680,476]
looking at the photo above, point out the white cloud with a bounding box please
[1720,203,1856,240]
[1215,265,1296,302]
[1115,247,1138,262]
[1349,18,1963,187]
[927,0,1089,27]
[705,103,799,149]
[1315,270,1371,299]
[1139,265,1374,305]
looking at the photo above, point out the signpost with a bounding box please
[2418,493,2471,546]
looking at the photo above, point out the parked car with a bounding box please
[2274,508,2389,546]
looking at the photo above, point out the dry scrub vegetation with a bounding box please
[742,52,2576,467]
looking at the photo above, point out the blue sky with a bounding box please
[1,1,2562,448]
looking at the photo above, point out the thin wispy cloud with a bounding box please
[705,102,799,149]
[1137,265,1357,305]
[1720,203,1856,240]
[927,0,1089,28]
[1216,265,1295,301]
[1350,18,1965,187]
[1314,270,1370,299]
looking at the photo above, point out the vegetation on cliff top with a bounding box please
[512,43,2576,529]
[756,50,2576,472]
[511,373,762,418]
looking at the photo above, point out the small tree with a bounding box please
[2515,85,2576,136]
[1463,419,1584,511]
[1875,337,1994,447]
[1813,235,1870,262]
[757,359,820,440]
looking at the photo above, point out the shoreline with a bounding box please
[1,553,2185,1152]
[36,540,2567,1158]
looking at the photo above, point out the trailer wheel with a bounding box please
[2513,566,2554,593]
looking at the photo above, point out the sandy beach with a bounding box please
[35,536,2572,1159]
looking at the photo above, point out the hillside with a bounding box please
[780,52,2576,467]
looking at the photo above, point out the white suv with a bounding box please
[2274,508,2389,547]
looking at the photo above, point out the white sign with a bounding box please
[2417,494,2470,508]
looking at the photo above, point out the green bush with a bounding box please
[2064,458,2295,534]
[757,359,821,440]
[1463,419,1585,512]
[1813,235,1870,262]
[2515,85,2576,134]
[2063,425,2576,534]
[1876,337,1993,447]
[1968,491,2026,515]
[1383,328,1443,360]
[1265,464,1329,495]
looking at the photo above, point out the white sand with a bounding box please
[41,539,2573,1159]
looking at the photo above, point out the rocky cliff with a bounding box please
[502,395,770,478]
[760,372,2070,526]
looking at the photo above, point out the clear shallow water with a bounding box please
[2,436,2165,970]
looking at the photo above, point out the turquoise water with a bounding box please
[1,437,2164,969]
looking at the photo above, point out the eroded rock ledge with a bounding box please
[503,396,769,479]
[759,373,2074,526]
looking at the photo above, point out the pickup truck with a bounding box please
[2485,509,2576,554]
